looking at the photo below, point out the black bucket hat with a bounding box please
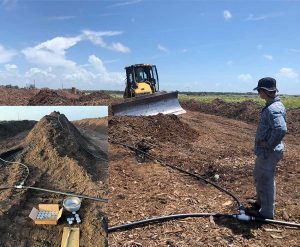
[253,77,279,92]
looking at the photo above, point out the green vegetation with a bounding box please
[179,94,300,109]
[106,90,300,109]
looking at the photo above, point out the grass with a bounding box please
[179,94,300,110]
[108,92,300,110]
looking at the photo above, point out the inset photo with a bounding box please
[0,106,108,247]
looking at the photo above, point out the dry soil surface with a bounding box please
[108,108,300,246]
[0,112,108,247]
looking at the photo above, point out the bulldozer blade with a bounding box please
[111,91,186,116]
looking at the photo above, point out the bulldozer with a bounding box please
[111,64,186,116]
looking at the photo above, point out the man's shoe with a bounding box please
[247,199,261,210]
[245,208,273,219]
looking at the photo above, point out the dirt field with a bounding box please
[0,87,299,246]
[0,88,112,106]
[108,101,300,246]
[0,112,108,247]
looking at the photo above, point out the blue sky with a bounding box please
[0,0,300,94]
[0,106,108,120]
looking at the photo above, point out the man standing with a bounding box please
[252,77,287,219]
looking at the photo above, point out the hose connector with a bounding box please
[233,213,253,221]
[15,185,23,189]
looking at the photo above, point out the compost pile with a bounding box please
[108,110,300,246]
[27,89,76,105]
[109,114,198,145]
[0,112,107,247]
[0,87,39,105]
[79,91,112,104]
[182,99,300,137]
[27,89,113,106]
[181,99,261,123]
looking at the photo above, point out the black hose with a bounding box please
[109,139,242,208]
[108,213,227,232]
[108,140,300,231]
[109,212,300,233]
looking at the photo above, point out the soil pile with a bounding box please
[79,92,111,101]
[0,121,36,139]
[0,87,39,105]
[78,92,112,106]
[0,111,107,247]
[181,99,260,123]
[27,89,113,106]
[182,99,300,137]
[109,114,198,145]
[27,89,75,105]
[74,117,108,135]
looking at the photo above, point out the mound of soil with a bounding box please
[27,89,113,106]
[182,99,300,137]
[0,121,36,139]
[79,92,111,101]
[108,114,198,145]
[182,99,260,123]
[27,89,75,105]
[0,111,107,247]
[0,87,39,105]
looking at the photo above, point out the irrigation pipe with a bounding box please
[109,139,242,209]
[108,213,224,232]
[16,185,108,202]
[109,212,300,232]
[0,185,108,202]
[108,139,300,231]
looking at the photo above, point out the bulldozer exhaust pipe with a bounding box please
[111,91,186,116]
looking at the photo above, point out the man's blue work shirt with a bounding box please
[255,96,287,156]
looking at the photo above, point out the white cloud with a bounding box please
[276,68,298,79]
[82,29,123,47]
[109,42,130,53]
[238,74,252,82]
[0,63,21,84]
[223,10,232,20]
[158,44,168,53]
[10,54,125,89]
[81,29,129,52]
[22,36,81,68]
[245,12,283,21]
[0,44,17,63]
[4,63,17,71]
[263,54,273,61]
[3,30,129,89]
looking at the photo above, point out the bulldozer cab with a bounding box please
[125,64,159,92]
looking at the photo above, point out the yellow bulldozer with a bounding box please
[111,64,186,116]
